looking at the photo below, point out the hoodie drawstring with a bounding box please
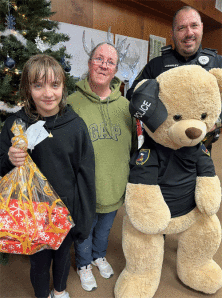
[99,97,114,140]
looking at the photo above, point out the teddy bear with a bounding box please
[114,65,222,298]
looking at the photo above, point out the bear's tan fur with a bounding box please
[114,66,222,298]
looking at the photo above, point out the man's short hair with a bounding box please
[172,6,202,30]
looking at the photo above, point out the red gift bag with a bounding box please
[0,119,74,255]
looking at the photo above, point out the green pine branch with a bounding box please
[0,0,79,128]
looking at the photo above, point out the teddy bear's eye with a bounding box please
[173,115,182,121]
[201,113,207,120]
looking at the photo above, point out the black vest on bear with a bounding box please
[161,45,218,72]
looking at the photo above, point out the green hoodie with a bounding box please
[68,76,137,213]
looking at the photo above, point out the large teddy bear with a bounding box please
[114,65,222,298]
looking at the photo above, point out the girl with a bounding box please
[0,54,96,298]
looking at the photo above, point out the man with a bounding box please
[126,6,222,150]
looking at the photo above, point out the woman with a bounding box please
[68,42,137,292]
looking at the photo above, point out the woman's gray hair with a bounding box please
[88,42,120,71]
[81,42,119,81]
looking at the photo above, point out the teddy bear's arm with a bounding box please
[195,147,221,215]
[195,176,221,215]
[125,183,171,234]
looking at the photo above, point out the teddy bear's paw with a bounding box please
[178,260,222,294]
[126,183,171,234]
[129,206,171,234]
[114,268,160,298]
[195,176,221,216]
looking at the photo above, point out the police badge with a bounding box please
[198,55,210,66]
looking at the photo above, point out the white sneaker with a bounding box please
[92,257,114,279]
[50,290,70,298]
[77,264,97,292]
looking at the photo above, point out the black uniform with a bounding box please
[129,135,216,218]
[126,45,222,100]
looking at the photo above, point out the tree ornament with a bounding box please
[61,56,71,72]
[5,1,16,30]
[5,13,16,30]
[64,64,71,72]
[4,55,15,69]
[35,34,50,52]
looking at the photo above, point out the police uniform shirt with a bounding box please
[129,135,216,218]
[126,46,222,100]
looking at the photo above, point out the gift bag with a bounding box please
[0,119,74,255]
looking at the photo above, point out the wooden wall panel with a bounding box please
[50,0,222,56]
[182,0,222,24]
[202,27,222,54]
[92,0,173,42]
[92,0,173,60]
[143,13,172,47]
[92,0,145,39]
[50,0,93,28]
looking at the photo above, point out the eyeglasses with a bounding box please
[92,57,117,68]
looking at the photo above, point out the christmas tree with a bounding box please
[0,0,78,129]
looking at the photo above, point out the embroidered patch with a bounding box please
[136,149,150,165]
[201,144,210,156]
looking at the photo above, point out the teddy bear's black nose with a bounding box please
[185,128,202,139]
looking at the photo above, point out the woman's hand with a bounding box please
[8,146,27,167]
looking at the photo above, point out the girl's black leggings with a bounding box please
[29,232,73,298]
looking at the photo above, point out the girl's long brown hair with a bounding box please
[20,54,67,120]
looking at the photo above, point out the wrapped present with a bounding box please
[0,119,74,255]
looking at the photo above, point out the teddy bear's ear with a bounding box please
[129,79,168,133]
[209,68,222,96]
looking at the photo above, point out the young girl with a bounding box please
[0,54,96,298]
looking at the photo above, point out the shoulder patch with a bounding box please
[136,149,150,165]
[201,144,210,156]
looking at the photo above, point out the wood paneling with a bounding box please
[202,27,222,54]
[143,13,172,46]
[50,0,222,56]
[93,0,145,39]
[50,0,93,28]
[127,0,222,27]
[182,0,222,24]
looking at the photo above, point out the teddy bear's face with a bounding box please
[143,66,222,150]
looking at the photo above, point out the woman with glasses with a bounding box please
[68,42,137,292]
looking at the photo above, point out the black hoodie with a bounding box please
[0,105,96,244]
